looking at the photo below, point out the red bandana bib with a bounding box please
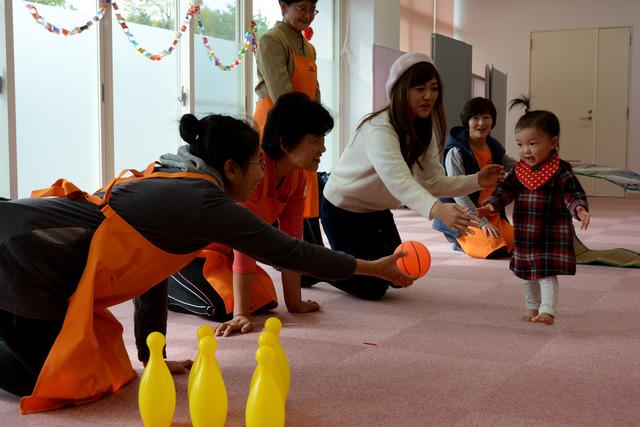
[515,152,560,190]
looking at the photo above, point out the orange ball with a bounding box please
[394,241,431,278]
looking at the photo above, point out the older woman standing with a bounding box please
[254,1,325,257]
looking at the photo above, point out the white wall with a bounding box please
[454,0,640,174]
[340,0,399,156]
[0,0,11,198]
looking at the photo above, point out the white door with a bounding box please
[594,27,630,196]
[530,28,629,197]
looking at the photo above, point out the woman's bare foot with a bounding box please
[532,313,554,325]
[521,309,538,322]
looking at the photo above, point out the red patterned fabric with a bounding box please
[484,158,588,280]
[515,152,560,190]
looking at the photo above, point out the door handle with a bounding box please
[579,109,592,121]
[178,85,187,106]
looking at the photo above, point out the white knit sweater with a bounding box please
[324,111,482,219]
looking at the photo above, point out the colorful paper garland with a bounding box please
[25,0,111,36]
[24,1,257,70]
[111,1,197,62]
[197,20,257,71]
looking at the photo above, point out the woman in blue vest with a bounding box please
[433,97,516,258]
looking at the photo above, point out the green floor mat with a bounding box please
[574,233,640,268]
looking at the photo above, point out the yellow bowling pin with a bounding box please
[245,345,285,427]
[188,324,215,397]
[264,317,290,395]
[189,335,228,427]
[250,331,286,401]
[138,332,176,427]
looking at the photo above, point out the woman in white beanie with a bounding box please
[319,52,505,300]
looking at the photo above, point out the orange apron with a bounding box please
[254,27,319,218]
[456,150,514,258]
[204,160,303,315]
[20,165,218,414]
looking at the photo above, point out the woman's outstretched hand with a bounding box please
[355,251,417,287]
[431,202,479,236]
[477,164,506,188]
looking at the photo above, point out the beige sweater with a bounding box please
[324,111,482,219]
[254,21,321,102]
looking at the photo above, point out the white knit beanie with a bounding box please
[385,52,436,100]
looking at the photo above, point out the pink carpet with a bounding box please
[1,196,639,426]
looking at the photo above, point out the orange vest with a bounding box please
[20,164,218,414]
[203,160,304,316]
[456,150,514,258]
[254,27,319,218]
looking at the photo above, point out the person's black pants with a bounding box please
[300,172,328,288]
[0,309,63,396]
[319,196,401,300]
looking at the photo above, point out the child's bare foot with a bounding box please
[532,313,554,325]
[521,309,538,322]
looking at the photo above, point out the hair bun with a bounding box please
[179,113,201,145]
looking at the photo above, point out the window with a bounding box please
[194,0,244,116]
[13,0,101,197]
[0,0,11,198]
[112,0,182,174]
[4,0,263,196]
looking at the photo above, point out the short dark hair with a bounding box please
[262,92,334,160]
[509,96,560,138]
[460,97,497,129]
[179,114,259,183]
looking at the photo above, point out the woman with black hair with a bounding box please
[169,92,335,336]
[0,112,413,413]
[433,97,517,258]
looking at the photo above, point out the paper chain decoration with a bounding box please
[25,0,111,36]
[24,1,258,69]
[112,1,197,61]
[197,20,257,71]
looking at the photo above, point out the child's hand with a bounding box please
[482,222,501,238]
[576,206,590,230]
[476,203,495,219]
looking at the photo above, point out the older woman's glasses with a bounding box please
[294,5,319,16]
[248,160,266,169]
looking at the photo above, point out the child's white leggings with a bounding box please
[524,276,559,317]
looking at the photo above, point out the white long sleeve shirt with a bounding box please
[324,111,482,219]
